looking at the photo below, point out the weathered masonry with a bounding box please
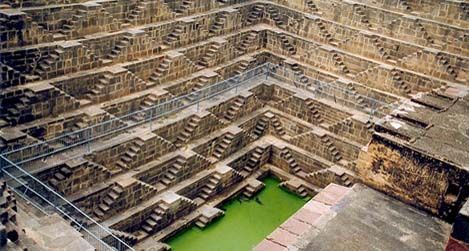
[0,0,468,250]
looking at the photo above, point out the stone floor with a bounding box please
[255,184,451,251]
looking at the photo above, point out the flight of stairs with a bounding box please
[237,32,258,54]
[279,35,296,55]
[415,19,434,44]
[141,202,168,234]
[110,229,138,246]
[59,9,86,37]
[85,74,113,101]
[125,0,148,25]
[234,61,250,75]
[212,133,234,159]
[332,53,350,74]
[314,19,336,45]
[436,52,458,79]
[270,116,286,136]
[175,0,193,15]
[346,83,366,108]
[186,76,210,102]
[115,139,144,170]
[34,49,63,78]
[176,116,201,146]
[338,172,352,187]
[94,184,124,219]
[354,6,372,29]
[209,12,228,35]
[107,35,132,61]
[305,100,324,124]
[266,6,284,26]
[246,4,264,25]
[198,43,221,67]
[197,173,221,201]
[132,94,159,122]
[164,25,184,46]
[306,0,320,13]
[243,147,264,173]
[290,63,309,86]
[252,117,268,139]
[48,166,73,188]
[149,58,172,84]
[320,134,342,162]
[159,158,186,186]
[371,36,392,61]
[281,148,301,174]
[390,69,411,95]
[224,97,245,121]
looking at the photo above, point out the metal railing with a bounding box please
[1,63,269,165]
[0,63,268,251]
[0,62,396,250]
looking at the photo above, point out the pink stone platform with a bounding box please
[252,183,351,251]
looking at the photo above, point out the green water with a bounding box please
[166,177,308,251]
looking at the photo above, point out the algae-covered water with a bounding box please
[166,177,308,251]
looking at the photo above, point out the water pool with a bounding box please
[166,177,308,251]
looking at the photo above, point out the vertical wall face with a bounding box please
[356,134,467,217]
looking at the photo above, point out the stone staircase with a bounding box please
[390,69,411,94]
[224,96,245,121]
[252,117,268,139]
[58,9,86,37]
[209,12,228,35]
[266,6,284,26]
[197,173,221,201]
[149,57,172,84]
[290,63,309,86]
[125,0,148,25]
[132,94,159,122]
[175,0,194,15]
[48,166,73,188]
[176,116,201,146]
[346,83,367,108]
[164,24,184,46]
[109,229,138,246]
[243,179,265,198]
[320,134,342,162]
[306,0,320,14]
[186,76,210,102]
[415,19,434,44]
[281,148,301,174]
[305,99,324,124]
[246,4,264,25]
[115,139,144,170]
[243,147,265,173]
[270,115,286,136]
[94,183,124,219]
[141,202,168,234]
[85,73,113,102]
[237,32,258,54]
[198,43,221,67]
[234,60,250,75]
[354,5,372,29]
[159,157,186,186]
[279,35,296,55]
[107,35,132,61]
[371,36,392,61]
[212,132,234,159]
[436,52,458,79]
[195,206,224,228]
[34,49,63,78]
[314,19,336,45]
[332,53,350,74]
